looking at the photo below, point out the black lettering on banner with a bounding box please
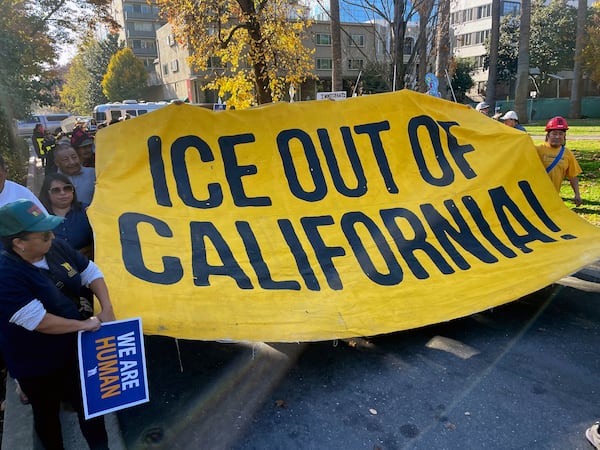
[517,180,561,232]
[489,186,556,253]
[277,129,327,202]
[420,200,499,270]
[277,219,321,291]
[341,211,403,285]
[353,121,397,194]
[219,134,272,207]
[461,196,518,258]
[172,135,223,208]
[437,121,476,179]
[409,115,454,186]
[190,221,253,288]
[235,221,300,290]
[380,207,455,279]
[148,136,172,207]
[317,127,367,197]
[408,116,477,186]
[300,216,346,290]
[119,213,183,284]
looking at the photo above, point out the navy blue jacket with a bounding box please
[0,239,90,378]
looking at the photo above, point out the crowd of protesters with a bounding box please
[0,117,115,449]
[0,103,593,449]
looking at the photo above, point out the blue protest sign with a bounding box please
[78,318,149,419]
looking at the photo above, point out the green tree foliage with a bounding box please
[101,48,148,102]
[450,58,475,102]
[361,61,392,94]
[61,53,93,114]
[486,15,520,81]
[529,0,577,81]
[486,0,577,88]
[85,34,122,106]
[61,34,121,114]
[0,0,115,180]
[0,0,61,181]
[582,2,600,87]
[156,0,316,108]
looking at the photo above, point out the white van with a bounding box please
[92,100,168,124]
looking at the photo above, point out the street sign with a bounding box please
[316,91,347,101]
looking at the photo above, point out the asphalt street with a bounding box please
[3,138,599,450]
[114,272,600,450]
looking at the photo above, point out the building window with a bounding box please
[477,4,491,18]
[474,30,489,44]
[133,39,156,49]
[316,58,332,70]
[167,34,176,46]
[403,38,413,55]
[133,22,154,32]
[170,60,179,72]
[349,34,365,47]
[162,64,169,75]
[501,1,520,16]
[207,57,223,68]
[316,33,332,45]
[348,59,364,70]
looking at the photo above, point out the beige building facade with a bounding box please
[154,20,418,104]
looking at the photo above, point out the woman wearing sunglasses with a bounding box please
[0,199,115,450]
[39,173,94,260]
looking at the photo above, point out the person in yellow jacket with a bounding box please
[535,116,582,207]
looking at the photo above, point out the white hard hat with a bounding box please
[500,110,519,121]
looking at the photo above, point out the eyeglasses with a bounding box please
[24,231,53,242]
[49,184,74,195]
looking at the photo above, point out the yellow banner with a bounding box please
[89,91,600,342]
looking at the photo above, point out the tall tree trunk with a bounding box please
[486,0,501,106]
[237,0,272,104]
[514,0,530,123]
[330,0,343,91]
[417,0,434,92]
[392,0,406,90]
[569,0,586,118]
[435,0,450,99]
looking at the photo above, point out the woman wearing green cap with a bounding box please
[0,199,115,449]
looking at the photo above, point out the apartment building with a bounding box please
[450,0,521,98]
[110,0,165,81]
[450,0,599,100]
[155,20,418,103]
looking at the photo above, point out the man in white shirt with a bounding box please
[0,154,47,212]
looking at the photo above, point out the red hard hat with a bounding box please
[545,116,569,132]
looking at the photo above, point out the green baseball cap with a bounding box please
[0,200,64,236]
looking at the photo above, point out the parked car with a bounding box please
[14,116,43,137]
[14,113,73,137]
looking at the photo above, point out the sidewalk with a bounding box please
[2,378,125,449]
[1,148,125,449]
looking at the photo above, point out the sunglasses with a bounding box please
[49,184,74,195]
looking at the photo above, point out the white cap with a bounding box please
[475,102,490,111]
[500,110,519,121]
